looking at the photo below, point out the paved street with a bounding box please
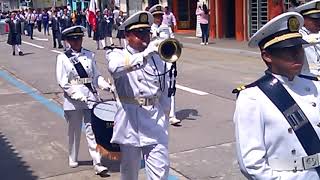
[0,31,265,180]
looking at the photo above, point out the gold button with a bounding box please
[311,102,316,107]
[288,128,293,134]
[291,149,296,155]
[317,123,320,128]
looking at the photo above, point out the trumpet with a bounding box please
[158,38,182,63]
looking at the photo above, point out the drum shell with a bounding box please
[91,105,120,152]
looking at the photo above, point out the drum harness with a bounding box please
[64,49,98,98]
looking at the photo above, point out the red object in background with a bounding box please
[268,0,285,20]
[5,24,9,33]
[89,0,97,32]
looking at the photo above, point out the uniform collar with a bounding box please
[126,45,140,54]
[70,47,84,55]
[269,71,299,85]
[301,26,311,35]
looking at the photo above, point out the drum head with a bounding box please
[93,101,117,122]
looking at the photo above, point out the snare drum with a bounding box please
[91,100,121,160]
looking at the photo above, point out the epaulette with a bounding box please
[298,74,320,81]
[232,82,258,94]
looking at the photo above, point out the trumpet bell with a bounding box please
[158,38,182,63]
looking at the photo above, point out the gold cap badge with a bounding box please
[288,16,300,32]
[139,13,148,23]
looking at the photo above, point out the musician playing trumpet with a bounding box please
[106,11,172,180]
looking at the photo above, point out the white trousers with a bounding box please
[120,144,169,180]
[64,109,101,165]
[169,96,176,118]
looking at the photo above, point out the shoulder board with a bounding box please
[298,74,320,81]
[232,77,266,94]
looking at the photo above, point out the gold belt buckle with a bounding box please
[138,98,146,106]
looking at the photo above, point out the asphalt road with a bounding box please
[0,31,266,180]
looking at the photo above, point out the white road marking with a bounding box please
[51,50,63,54]
[33,37,49,41]
[176,84,209,96]
[22,41,44,49]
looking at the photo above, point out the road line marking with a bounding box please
[22,41,44,49]
[51,50,63,54]
[33,37,49,41]
[176,84,209,96]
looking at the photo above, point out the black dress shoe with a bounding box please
[18,51,23,56]
[58,45,63,49]
[12,52,15,56]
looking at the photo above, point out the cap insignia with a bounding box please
[288,16,300,32]
[140,13,148,23]
[156,6,162,11]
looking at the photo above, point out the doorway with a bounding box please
[222,0,235,38]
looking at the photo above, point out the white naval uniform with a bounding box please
[234,74,320,179]
[300,27,320,76]
[106,45,171,180]
[151,23,177,119]
[56,48,108,166]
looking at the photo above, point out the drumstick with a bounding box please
[108,78,120,102]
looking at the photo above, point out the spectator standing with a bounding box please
[115,10,126,47]
[162,6,177,32]
[93,10,106,49]
[36,9,42,32]
[50,11,63,49]
[196,4,209,45]
[60,9,72,50]
[42,10,50,36]
[104,9,114,46]
[85,8,92,38]
[26,9,36,40]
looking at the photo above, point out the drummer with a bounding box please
[56,25,114,176]
[106,11,171,180]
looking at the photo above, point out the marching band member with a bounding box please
[56,25,113,176]
[106,11,171,180]
[233,12,320,179]
[149,4,181,125]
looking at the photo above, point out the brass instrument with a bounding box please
[158,38,182,63]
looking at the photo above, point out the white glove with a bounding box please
[142,39,162,59]
[71,91,87,102]
[98,76,115,93]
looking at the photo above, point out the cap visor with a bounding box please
[267,38,308,49]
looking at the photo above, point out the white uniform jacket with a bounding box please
[300,27,320,76]
[106,46,171,147]
[56,48,106,110]
[151,23,174,39]
[234,74,320,179]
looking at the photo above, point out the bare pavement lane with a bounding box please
[0,32,265,180]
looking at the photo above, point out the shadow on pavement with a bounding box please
[176,109,199,121]
[0,132,38,180]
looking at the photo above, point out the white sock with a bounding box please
[100,40,106,48]
[109,37,113,45]
[16,45,21,52]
